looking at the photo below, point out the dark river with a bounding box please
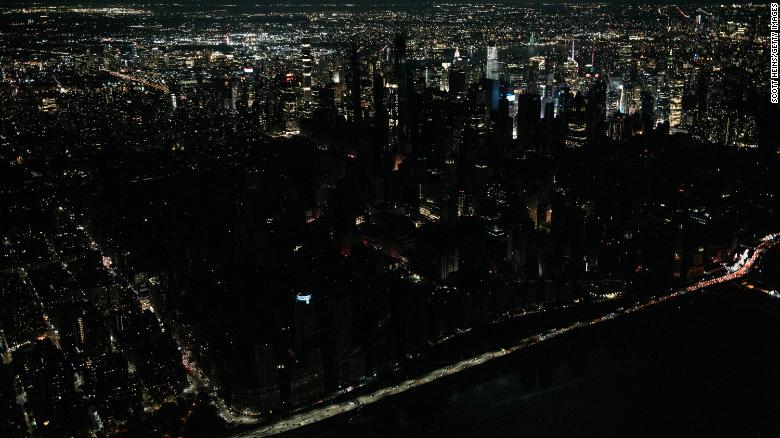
[283,247,780,437]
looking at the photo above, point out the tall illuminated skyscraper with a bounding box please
[300,37,313,116]
[655,82,670,127]
[669,78,684,130]
[607,76,626,118]
[486,42,500,80]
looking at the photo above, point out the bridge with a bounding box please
[107,70,170,94]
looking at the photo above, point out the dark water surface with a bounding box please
[285,249,780,437]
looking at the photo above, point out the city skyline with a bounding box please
[1,1,779,437]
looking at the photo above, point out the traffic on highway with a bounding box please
[236,232,779,437]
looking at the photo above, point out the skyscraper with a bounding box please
[669,78,684,131]
[394,33,409,153]
[486,42,500,81]
[290,292,324,406]
[349,42,362,124]
[300,37,313,117]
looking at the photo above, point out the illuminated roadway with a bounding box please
[236,232,779,438]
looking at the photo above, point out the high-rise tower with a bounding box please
[349,42,362,124]
[300,37,313,116]
[394,33,409,152]
[486,42,500,80]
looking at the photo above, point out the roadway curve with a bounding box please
[236,232,779,437]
